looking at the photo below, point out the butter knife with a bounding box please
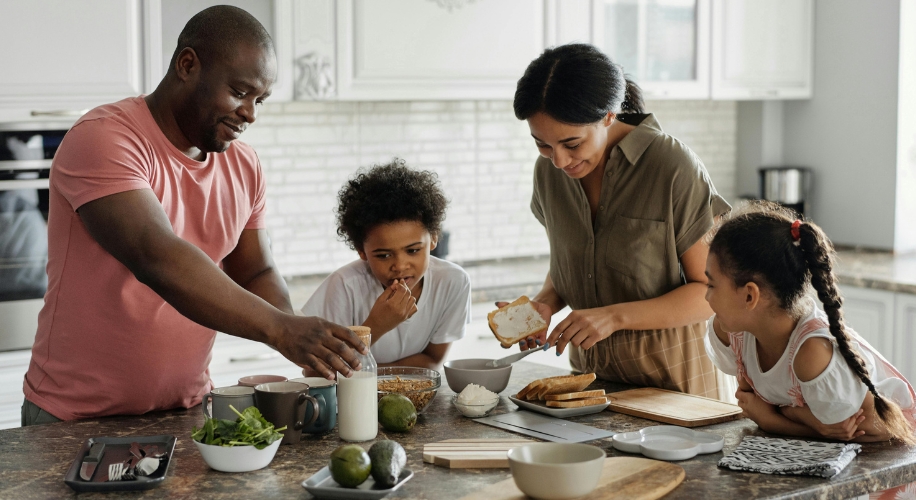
[79,442,105,481]
[486,343,550,368]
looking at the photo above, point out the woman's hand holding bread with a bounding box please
[364,279,417,337]
[491,296,552,350]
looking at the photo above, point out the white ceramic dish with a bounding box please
[301,466,414,499]
[507,443,605,500]
[611,425,724,461]
[508,395,609,418]
[452,395,499,418]
[193,439,281,472]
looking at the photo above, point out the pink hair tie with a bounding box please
[790,220,802,244]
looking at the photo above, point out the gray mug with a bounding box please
[254,381,320,445]
[290,377,337,434]
[203,386,256,420]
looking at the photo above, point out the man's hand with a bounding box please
[364,279,417,336]
[495,299,553,351]
[273,317,367,380]
[545,306,616,355]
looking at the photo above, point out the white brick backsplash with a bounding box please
[242,99,737,277]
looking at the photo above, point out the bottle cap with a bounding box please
[348,326,371,347]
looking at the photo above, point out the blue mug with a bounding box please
[290,377,337,434]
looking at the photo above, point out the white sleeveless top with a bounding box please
[705,300,916,426]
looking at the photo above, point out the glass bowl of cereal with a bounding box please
[377,367,441,414]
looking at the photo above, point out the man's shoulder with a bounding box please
[74,97,148,131]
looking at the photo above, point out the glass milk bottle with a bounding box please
[337,326,378,442]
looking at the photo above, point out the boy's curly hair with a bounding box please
[336,158,448,251]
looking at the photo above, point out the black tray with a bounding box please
[63,435,177,492]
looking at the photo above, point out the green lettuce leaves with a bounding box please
[192,405,286,450]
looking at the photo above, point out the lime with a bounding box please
[329,444,371,488]
[378,394,417,432]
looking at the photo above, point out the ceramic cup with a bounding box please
[202,386,256,420]
[238,374,287,387]
[289,377,337,434]
[254,381,319,445]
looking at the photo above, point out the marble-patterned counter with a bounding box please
[2,362,915,499]
[835,249,916,295]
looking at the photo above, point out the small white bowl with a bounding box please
[507,443,605,500]
[193,439,281,473]
[452,395,499,418]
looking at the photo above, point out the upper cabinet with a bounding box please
[593,0,711,99]
[331,0,548,101]
[0,0,816,109]
[711,0,814,99]
[0,0,144,119]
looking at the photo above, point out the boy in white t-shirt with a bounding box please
[301,159,471,368]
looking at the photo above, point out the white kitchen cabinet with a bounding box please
[149,0,294,102]
[840,285,916,383]
[711,0,814,99]
[893,293,916,382]
[592,0,711,99]
[333,0,548,101]
[0,0,144,119]
[841,286,895,358]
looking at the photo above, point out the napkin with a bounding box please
[718,436,861,478]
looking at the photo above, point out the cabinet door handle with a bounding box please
[30,109,88,117]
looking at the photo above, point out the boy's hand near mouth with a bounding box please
[364,278,419,339]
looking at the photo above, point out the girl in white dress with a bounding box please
[704,201,915,446]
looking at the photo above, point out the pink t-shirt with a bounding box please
[24,97,266,420]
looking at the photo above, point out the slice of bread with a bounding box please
[544,389,606,401]
[488,296,548,348]
[535,373,596,400]
[524,375,577,400]
[545,396,609,408]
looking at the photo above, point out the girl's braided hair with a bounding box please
[709,201,915,444]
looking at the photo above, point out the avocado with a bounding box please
[329,444,371,488]
[378,394,417,432]
[368,440,407,487]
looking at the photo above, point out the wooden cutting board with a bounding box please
[606,387,743,427]
[459,457,685,500]
[423,439,534,468]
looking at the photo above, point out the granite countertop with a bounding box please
[835,249,916,295]
[2,362,915,499]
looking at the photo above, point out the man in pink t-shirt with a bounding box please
[22,6,366,424]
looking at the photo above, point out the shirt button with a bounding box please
[587,274,592,279]
[599,205,604,211]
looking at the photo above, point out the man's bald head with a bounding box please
[168,5,274,72]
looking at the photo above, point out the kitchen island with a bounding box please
[2,362,915,499]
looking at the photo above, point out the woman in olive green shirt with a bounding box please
[510,44,730,397]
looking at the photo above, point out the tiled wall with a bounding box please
[243,100,737,278]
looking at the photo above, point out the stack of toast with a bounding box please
[515,373,608,408]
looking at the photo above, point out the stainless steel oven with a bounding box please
[0,121,73,351]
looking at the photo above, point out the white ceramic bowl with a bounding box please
[193,439,281,473]
[507,443,605,500]
[452,395,499,418]
[443,359,512,394]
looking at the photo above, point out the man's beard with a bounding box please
[200,121,230,153]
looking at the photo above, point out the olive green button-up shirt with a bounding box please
[530,113,731,396]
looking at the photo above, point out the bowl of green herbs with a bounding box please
[191,405,286,472]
